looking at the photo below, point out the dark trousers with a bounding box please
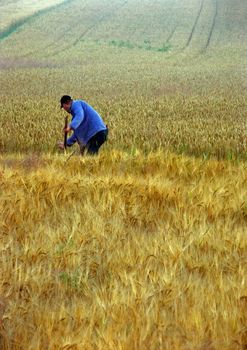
[85,128,108,155]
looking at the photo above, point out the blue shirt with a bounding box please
[67,100,107,146]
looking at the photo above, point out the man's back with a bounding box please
[70,100,107,145]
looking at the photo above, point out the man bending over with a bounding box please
[58,95,108,155]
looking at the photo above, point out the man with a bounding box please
[58,95,108,155]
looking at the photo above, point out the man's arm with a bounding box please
[70,102,85,130]
[57,131,77,150]
[67,133,78,147]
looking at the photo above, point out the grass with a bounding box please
[107,39,171,52]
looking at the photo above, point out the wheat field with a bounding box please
[1,151,247,349]
[1,0,247,349]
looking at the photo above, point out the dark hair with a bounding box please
[60,95,72,108]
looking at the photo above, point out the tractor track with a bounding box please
[204,0,218,51]
[73,0,128,46]
[184,0,205,49]
[20,6,87,59]
[165,0,205,60]
[0,0,74,42]
[164,25,177,45]
[47,0,128,57]
[163,0,208,61]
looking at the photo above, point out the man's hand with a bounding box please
[57,141,64,150]
[63,126,71,133]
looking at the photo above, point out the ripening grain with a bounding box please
[1,151,247,349]
[1,0,247,349]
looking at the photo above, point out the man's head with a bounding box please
[60,95,73,112]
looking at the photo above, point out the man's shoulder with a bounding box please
[72,99,84,106]
[71,100,85,111]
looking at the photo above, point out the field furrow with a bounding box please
[0,0,75,46]
[0,0,70,33]
[184,0,205,49]
[73,1,128,46]
[164,26,177,46]
[204,0,218,50]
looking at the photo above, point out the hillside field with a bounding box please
[1,0,247,349]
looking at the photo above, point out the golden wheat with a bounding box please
[1,1,247,348]
[0,90,246,159]
[0,151,247,349]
